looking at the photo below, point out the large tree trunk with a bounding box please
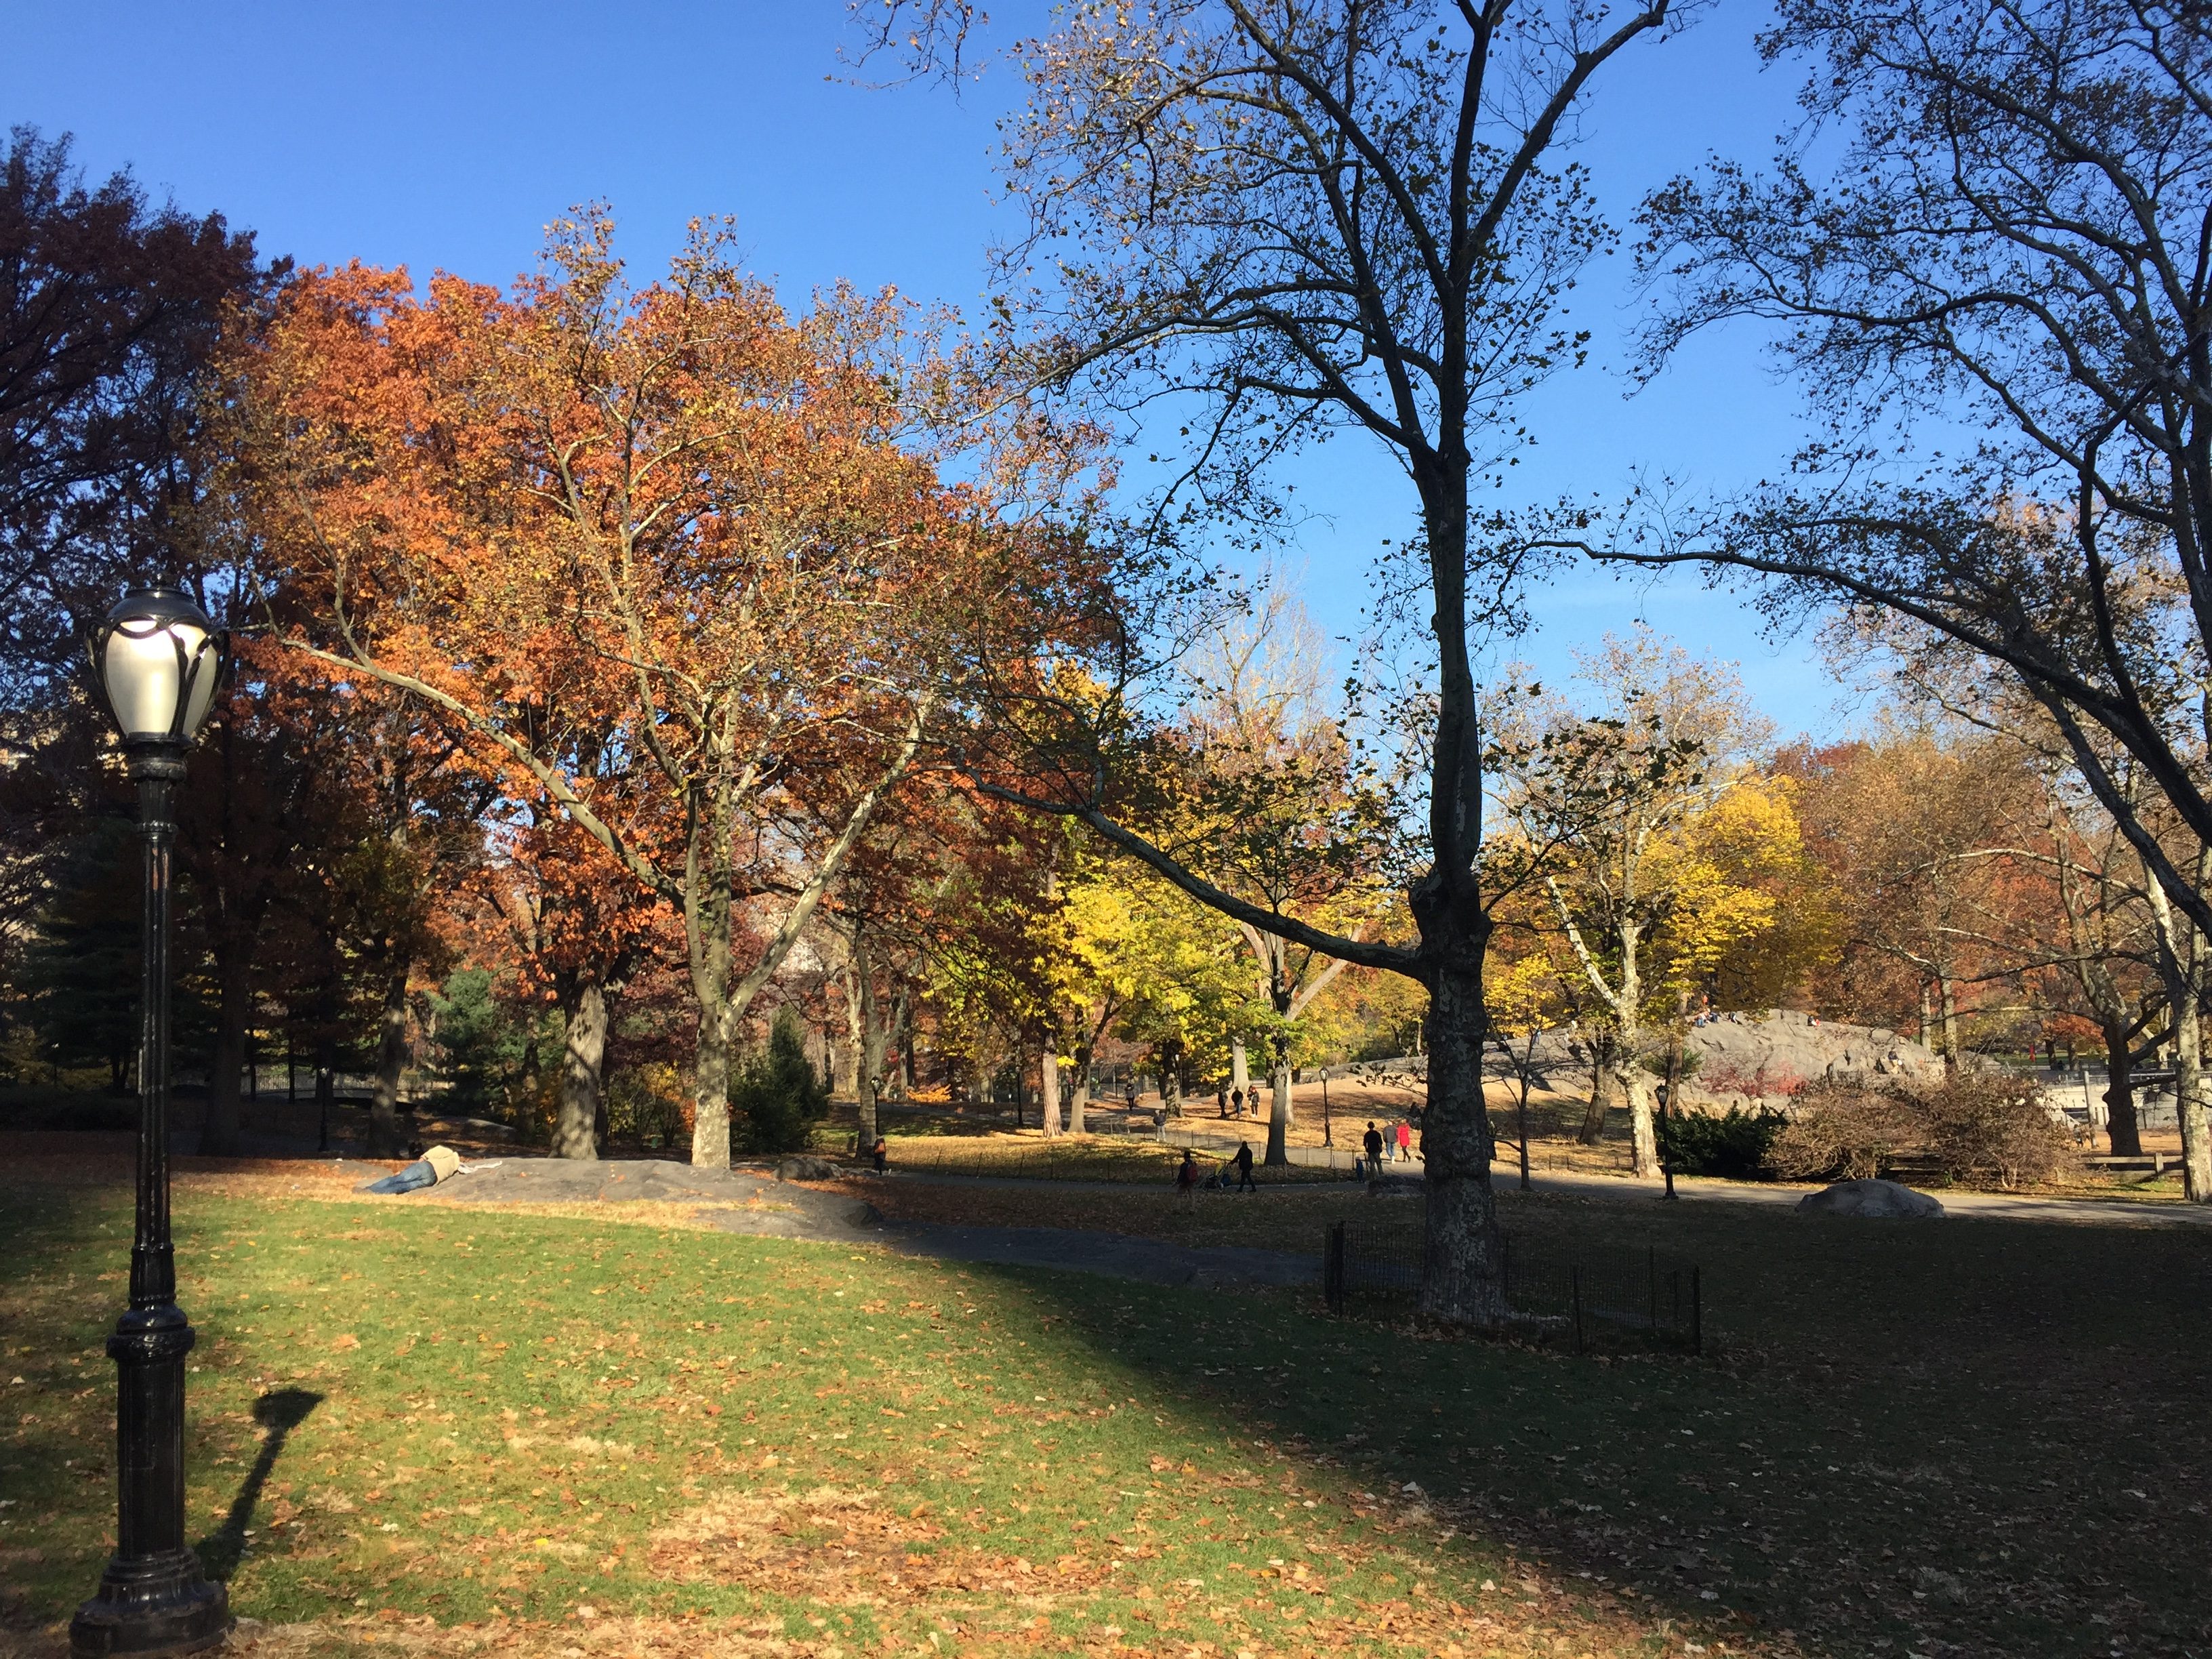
[2184,855,2212,1204]
[1578,1032,1612,1144]
[692,993,733,1168]
[833,1021,859,1097]
[198,950,253,1158]
[2101,1017,2144,1158]
[2172,983,2211,1202]
[689,840,735,1167]
[367,966,409,1157]
[832,960,860,1098]
[1263,1054,1292,1166]
[1610,1010,1659,1176]
[1620,1062,1660,1178]
[1071,1045,1092,1119]
[555,976,607,1161]
[845,949,876,1149]
[1939,976,1962,1067]
[2145,853,2212,1202]
[1418,954,1507,1324]
[1040,1050,1062,1136]
[888,989,911,1101]
[1231,1036,1250,1099]
[857,956,886,1150]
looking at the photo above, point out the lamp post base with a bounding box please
[69,1548,228,1657]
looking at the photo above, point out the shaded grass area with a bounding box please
[3,1169,2209,1658]
[849,1174,2212,1656]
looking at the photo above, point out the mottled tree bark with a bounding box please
[1418,953,1505,1324]
[555,976,607,1161]
[1579,1033,1612,1145]
[2100,1017,2144,1159]
[1040,1050,1062,1136]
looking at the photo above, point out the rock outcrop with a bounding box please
[1328,1011,1946,1111]
[1797,1178,1946,1218]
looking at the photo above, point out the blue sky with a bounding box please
[12,1,1860,739]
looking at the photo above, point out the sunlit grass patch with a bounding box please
[1,1179,1684,1658]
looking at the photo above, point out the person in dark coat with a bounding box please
[1233,1140,1257,1193]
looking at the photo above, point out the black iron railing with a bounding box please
[1323,1221,1701,1354]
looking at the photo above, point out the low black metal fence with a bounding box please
[1322,1221,1701,1354]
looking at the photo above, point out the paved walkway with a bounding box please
[361,1145,2212,1290]
[1500,1166,2212,1227]
[874,1160,2212,1229]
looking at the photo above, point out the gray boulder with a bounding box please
[1797,1178,1944,1218]
[775,1154,842,1183]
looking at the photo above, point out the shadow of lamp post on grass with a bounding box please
[69,586,232,1658]
[194,1390,323,1582]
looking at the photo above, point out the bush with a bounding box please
[1921,1071,2073,1190]
[0,1086,138,1132]
[606,1063,689,1149]
[729,1010,830,1155]
[1662,1106,1785,1180]
[1766,1080,1917,1181]
[1766,1072,2075,1189]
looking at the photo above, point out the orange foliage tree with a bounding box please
[476,805,676,1159]
[237,215,1105,1166]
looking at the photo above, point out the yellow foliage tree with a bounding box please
[1491,635,1831,1175]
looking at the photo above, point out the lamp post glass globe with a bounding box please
[70,583,230,1657]
[92,586,225,754]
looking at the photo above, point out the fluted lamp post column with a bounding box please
[70,585,231,1658]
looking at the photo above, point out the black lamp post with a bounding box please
[71,585,231,1658]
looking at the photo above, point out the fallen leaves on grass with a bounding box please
[647,1483,1112,1607]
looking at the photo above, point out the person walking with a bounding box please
[1233,1140,1257,1193]
[1175,1149,1200,1208]
[1230,1086,1245,1117]
[1396,1120,1413,1164]
[872,1135,888,1174]
[1362,1120,1382,1178]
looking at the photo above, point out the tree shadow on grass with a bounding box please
[194,1388,321,1581]
[933,1202,2212,1659]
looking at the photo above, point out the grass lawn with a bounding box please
[3,1151,2209,1658]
